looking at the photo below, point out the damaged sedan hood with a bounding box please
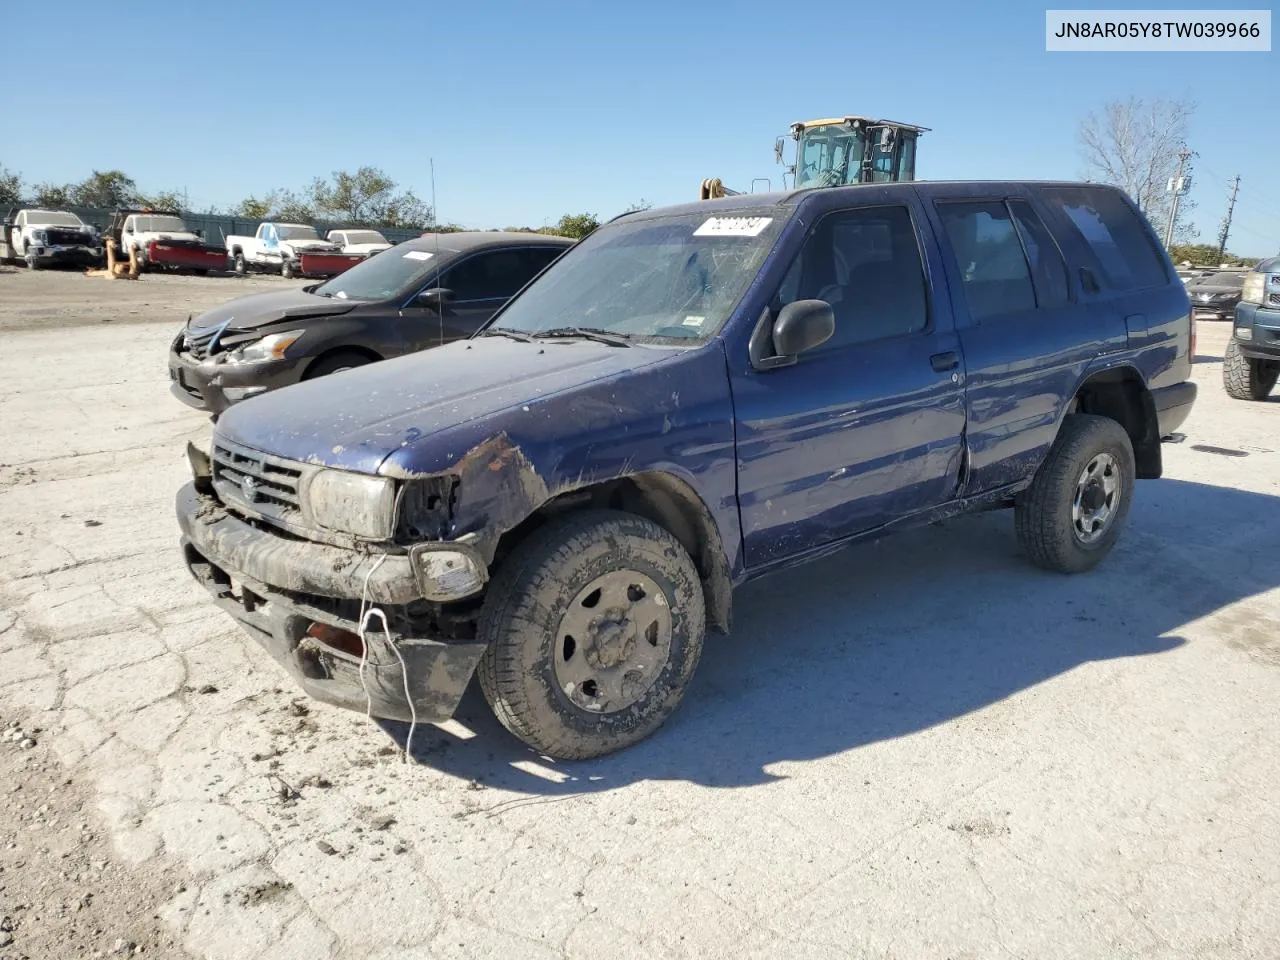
[214,337,675,474]
[188,288,358,333]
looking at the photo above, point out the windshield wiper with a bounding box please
[531,327,632,347]
[479,326,535,343]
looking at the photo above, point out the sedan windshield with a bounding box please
[491,210,785,341]
[313,246,442,301]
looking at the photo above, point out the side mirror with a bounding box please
[194,229,204,238]
[418,287,455,307]
[771,299,834,360]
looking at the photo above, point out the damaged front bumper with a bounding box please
[176,482,488,723]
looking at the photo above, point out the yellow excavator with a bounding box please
[699,115,929,199]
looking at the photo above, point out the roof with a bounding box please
[404,231,575,255]
[792,116,931,134]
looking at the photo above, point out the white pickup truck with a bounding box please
[225,222,345,278]
[1,208,102,268]
[326,228,392,257]
[117,212,206,268]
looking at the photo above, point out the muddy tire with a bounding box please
[476,509,706,760]
[232,251,246,275]
[1015,414,1135,574]
[1223,337,1278,401]
[281,258,296,280]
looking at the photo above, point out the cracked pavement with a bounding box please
[1,273,1279,959]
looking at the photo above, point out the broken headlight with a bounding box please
[224,331,304,364]
[305,469,395,540]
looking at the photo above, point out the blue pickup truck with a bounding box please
[177,181,1196,759]
[1225,256,1280,400]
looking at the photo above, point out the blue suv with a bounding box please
[177,181,1196,758]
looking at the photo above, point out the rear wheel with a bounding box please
[304,351,373,379]
[1015,414,1135,573]
[477,509,706,759]
[1224,337,1279,401]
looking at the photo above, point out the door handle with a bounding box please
[930,351,959,372]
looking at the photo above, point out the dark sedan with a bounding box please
[168,232,573,415]
[1187,269,1248,320]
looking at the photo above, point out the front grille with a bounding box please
[45,228,91,246]
[183,321,228,360]
[1268,292,1280,306]
[211,438,304,527]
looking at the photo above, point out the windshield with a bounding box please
[135,215,187,232]
[278,225,320,241]
[313,246,442,301]
[490,210,786,341]
[796,126,865,187]
[1199,271,1245,286]
[32,211,83,227]
[342,231,385,244]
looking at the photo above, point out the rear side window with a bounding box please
[775,205,929,348]
[1041,187,1169,292]
[936,201,1036,321]
[1008,200,1071,309]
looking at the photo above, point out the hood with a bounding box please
[215,337,673,474]
[281,238,337,251]
[188,287,357,334]
[1189,284,1241,297]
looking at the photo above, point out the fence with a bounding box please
[12,202,422,246]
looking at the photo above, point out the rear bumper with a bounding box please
[167,341,307,414]
[176,482,486,723]
[1152,381,1197,438]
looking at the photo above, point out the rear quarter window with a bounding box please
[1041,187,1170,292]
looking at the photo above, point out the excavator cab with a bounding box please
[787,117,927,188]
[699,115,927,199]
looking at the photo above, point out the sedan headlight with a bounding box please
[224,331,304,364]
[305,469,396,539]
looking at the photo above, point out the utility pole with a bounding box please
[1216,175,1240,262]
[1163,149,1193,248]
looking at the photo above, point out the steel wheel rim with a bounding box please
[1072,452,1120,544]
[553,569,672,714]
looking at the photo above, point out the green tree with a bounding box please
[272,189,316,223]
[311,166,431,228]
[70,170,139,208]
[234,195,274,220]
[0,164,21,205]
[552,213,600,240]
[141,190,184,211]
[32,183,72,207]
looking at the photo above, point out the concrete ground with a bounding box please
[1,269,1278,959]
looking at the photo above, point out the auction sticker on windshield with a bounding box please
[693,217,773,237]
[403,251,434,261]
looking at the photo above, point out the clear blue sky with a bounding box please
[6,1,1278,255]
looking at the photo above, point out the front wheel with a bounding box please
[477,510,706,759]
[1224,337,1279,401]
[1015,414,1135,574]
[281,258,296,279]
[232,252,247,275]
